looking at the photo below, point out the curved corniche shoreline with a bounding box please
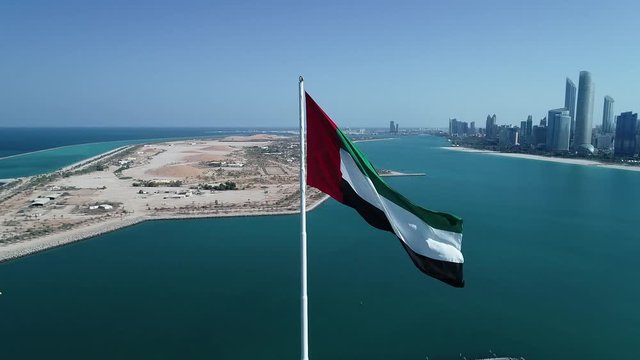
[443,146,640,172]
[0,194,330,263]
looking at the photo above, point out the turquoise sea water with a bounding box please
[0,140,142,179]
[1,136,639,359]
[0,127,294,178]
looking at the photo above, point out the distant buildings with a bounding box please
[564,78,577,141]
[499,126,519,146]
[526,115,533,143]
[574,71,595,150]
[447,70,639,160]
[389,121,396,134]
[546,108,571,151]
[602,96,615,133]
[518,115,533,145]
[614,112,639,157]
[485,114,497,139]
[595,133,613,150]
[449,118,469,137]
[532,125,547,147]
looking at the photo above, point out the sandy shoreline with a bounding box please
[443,146,640,172]
[353,137,394,143]
[0,194,330,263]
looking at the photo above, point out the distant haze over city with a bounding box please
[1,0,639,128]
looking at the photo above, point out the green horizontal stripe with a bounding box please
[336,130,463,234]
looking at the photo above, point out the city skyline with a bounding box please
[1,1,639,128]
[449,70,627,133]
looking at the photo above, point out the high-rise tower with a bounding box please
[546,108,571,151]
[574,71,595,149]
[614,112,638,156]
[602,96,614,133]
[564,78,577,141]
[485,114,497,139]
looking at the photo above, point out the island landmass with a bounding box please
[0,134,417,262]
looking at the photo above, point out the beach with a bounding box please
[443,146,640,172]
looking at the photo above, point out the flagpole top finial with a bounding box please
[299,76,304,82]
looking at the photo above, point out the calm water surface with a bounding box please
[0,127,292,178]
[1,136,639,359]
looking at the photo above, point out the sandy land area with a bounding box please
[0,194,331,262]
[222,134,289,142]
[443,146,640,172]
[0,136,329,262]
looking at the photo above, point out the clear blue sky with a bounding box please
[1,0,639,128]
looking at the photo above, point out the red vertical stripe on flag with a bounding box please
[305,93,344,203]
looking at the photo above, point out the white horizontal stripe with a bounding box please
[339,150,385,211]
[339,149,463,264]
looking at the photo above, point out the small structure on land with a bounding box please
[42,193,63,200]
[30,198,50,207]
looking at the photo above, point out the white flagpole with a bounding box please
[298,75,309,360]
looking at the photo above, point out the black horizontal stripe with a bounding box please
[340,179,393,232]
[398,241,464,288]
[339,179,464,288]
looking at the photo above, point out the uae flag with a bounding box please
[305,93,465,287]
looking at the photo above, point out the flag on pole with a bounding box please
[305,92,465,287]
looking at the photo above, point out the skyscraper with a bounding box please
[547,108,571,151]
[485,114,497,139]
[602,96,614,133]
[499,126,518,146]
[574,71,595,149]
[614,112,638,157]
[449,119,469,137]
[532,125,547,147]
[390,121,396,133]
[564,78,577,141]
[526,115,533,144]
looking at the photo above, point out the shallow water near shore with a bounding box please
[0,127,293,178]
[1,135,640,359]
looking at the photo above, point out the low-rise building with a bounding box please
[30,198,51,207]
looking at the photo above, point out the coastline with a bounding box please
[0,134,221,162]
[0,141,135,162]
[0,129,299,163]
[0,134,332,264]
[442,146,640,172]
[0,194,331,263]
[353,137,395,143]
